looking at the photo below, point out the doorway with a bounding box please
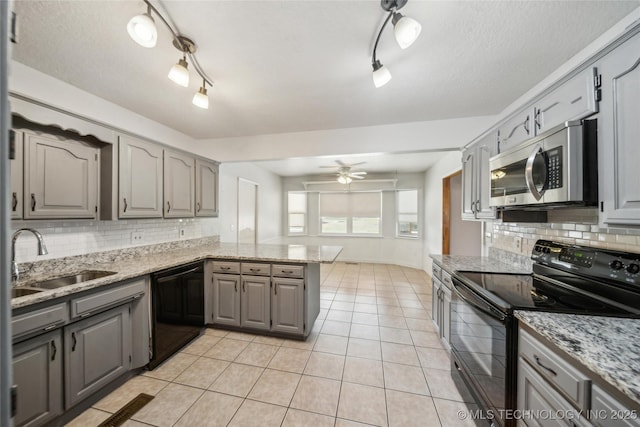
[442,171,481,256]
[237,178,258,244]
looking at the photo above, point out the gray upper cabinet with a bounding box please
[271,277,304,335]
[164,150,195,218]
[12,330,63,427]
[23,132,99,219]
[64,304,131,409]
[241,275,271,330]
[497,67,598,154]
[212,273,241,327]
[534,67,598,135]
[119,136,163,218]
[597,30,640,226]
[461,131,497,220]
[195,159,219,217]
[11,130,23,219]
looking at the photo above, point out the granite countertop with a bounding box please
[430,254,532,274]
[515,311,640,406]
[12,239,343,310]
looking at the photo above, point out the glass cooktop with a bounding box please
[455,271,631,315]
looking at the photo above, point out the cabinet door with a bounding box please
[24,132,98,219]
[441,285,451,349]
[271,277,304,336]
[598,31,640,226]
[10,130,23,219]
[461,147,477,220]
[212,274,241,327]
[497,108,534,153]
[195,159,219,217]
[591,384,640,427]
[12,330,63,427]
[534,67,598,135]
[65,304,131,408]
[475,134,498,219]
[431,278,441,333]
[119,136,163,218]
[241,276,271,330]
[164,150,195,218]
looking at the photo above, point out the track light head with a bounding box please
[372,60,392,88]
[127,6,157,48]
[168,55,190,87]
[392,12,421,49]
[193,81,209,109]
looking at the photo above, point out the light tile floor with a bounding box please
[66,263,476,427]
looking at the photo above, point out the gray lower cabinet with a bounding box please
[431,264,451,350]
[597,30,640,226]
[241,275,271,330]
[12,330,63,427]
[271,277,304,335]
[212,273,241,327]
[64,304,132,408]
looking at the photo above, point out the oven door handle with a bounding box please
[452,281,507,322]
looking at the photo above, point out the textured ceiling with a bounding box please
[11,0,640,141]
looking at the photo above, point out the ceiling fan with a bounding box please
[320,160,367,184]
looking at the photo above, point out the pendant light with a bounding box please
[372,60,392,88]
[168,54,190,87]
[127,5,157,48]
[193,80,209,109]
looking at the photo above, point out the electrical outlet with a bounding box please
[515,236,522,251]
[178,228,186,239]
[131,232,144,244]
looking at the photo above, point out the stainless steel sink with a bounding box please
[12,287,43,298]
[30,270,117,290]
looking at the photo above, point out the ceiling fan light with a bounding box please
[127,11,157,48]
[192,84,209,109]
[338,175,352,185]
[372,60,392,88]
[168,57,190,87]
[392,12,422,49]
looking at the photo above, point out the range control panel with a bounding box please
[532,240,640,286]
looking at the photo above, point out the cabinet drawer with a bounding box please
[272,264,304,279]
[441,270,453,290]
[13,302,68,341]
[241,263,271,276]
[70,279,146,319]
[212,261,240,274]
[432,264,442,281]
[519,329,591,410]
[591,384,640,427]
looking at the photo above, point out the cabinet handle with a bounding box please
[470,201,476,213]
[523,116,530,134]
[71,332,77,352]
[249,268,260,272]
[534,108,542,130]
[167,201,171,213]
[30,193,36,212]
[123,198,128,213]
[476,199,480,212]
[281,270,294,274]
[12,192,17,212]
[234,282,237,292]
[274,283,277,295]
[51,340,57,361]
[197,202,201,212]
[220,266,231,271]
[243,281,246,292]
[534,355,557,377]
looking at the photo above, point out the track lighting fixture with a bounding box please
[192,80,209,109]
[127,1,214,108]
[371,0,421,88]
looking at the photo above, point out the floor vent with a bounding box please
[98,393,154,427]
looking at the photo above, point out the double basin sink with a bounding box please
[12,270,117,298]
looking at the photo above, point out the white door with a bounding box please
[237,178,258,244]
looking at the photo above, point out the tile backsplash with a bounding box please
[11,218,220,264]
[487,208,640,270]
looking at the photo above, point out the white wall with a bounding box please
[218,162,283,243]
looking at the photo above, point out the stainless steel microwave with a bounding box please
[489,120,598,208]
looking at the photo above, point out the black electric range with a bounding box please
[449,240,640,427]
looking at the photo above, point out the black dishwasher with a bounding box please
[149,261,204,370]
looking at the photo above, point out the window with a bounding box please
[287,192,307,234]
[397,189,419,237]
[319,192,381,235]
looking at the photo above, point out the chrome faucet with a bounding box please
[11,228,48,282]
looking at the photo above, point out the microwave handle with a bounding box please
[525,144,545,201]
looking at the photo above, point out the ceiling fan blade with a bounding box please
[334,160,347,166]
[350,171,367,175]
[348,161,367,167]
[319,165,339,168]
[350,175,365,179]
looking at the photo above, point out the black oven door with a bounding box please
[450,278,516,427]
